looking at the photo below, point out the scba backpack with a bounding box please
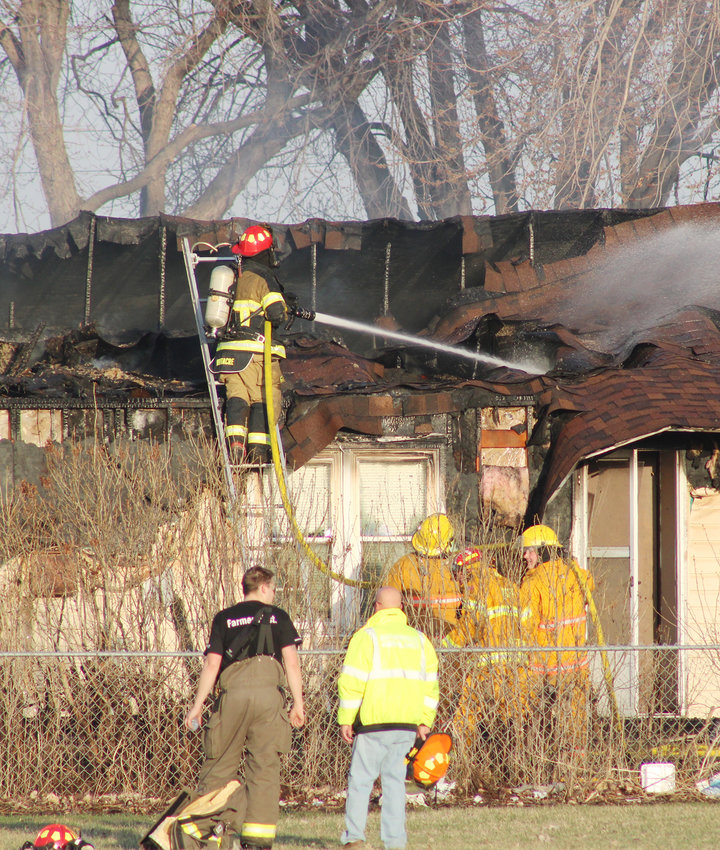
[405,731,453,789]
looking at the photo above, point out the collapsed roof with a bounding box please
[3,204,720,514]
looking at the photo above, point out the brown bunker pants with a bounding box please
[198,656,292,847]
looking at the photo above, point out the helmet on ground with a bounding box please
[32,825,78,849]
[233,225,274,257]
[412,513,454,557]
[520,524,560,549]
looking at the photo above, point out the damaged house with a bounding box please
[3,204,720,718]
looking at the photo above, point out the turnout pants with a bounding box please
[198,656,292,848]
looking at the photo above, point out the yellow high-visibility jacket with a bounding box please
[520,557,594,677]
[444,564,525,663]
[337,607,439,732]
[386,552,462,639]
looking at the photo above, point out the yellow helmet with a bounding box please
[520,524,560,549]
[412,513,454,557]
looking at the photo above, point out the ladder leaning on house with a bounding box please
[180,238,287,538]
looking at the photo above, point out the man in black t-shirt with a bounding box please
[185,567,304,850]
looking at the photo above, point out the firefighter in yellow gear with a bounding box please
[386,513,462,641]
[519,524,594,727]
[213,225,287,465]
[445,547,527,762]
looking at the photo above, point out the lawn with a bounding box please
[1,802,719,850]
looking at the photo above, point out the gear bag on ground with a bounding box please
[140,781,241,850]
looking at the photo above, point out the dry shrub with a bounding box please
[1,437,719,809]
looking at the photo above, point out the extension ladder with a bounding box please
[180,237,286,504]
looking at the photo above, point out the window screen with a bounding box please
[359,459,428,536]
[271,460,333,537]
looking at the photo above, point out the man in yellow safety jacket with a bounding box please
[338,586,439,850]
[519,524,594,723]
[386,513,462,642]
[213,225,287,465]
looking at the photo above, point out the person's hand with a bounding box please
[417,724,431,741]
[340,724,354,744]
[184,709,202,731]
[289,704,305,728]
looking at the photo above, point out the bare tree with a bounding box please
[1,0,720,231]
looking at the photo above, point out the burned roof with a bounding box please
[3,203,720,513]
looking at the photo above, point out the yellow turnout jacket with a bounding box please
[386,552,462,640]
[444,564,524,665]
[520,557,594,678]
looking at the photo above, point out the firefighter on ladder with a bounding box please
[386,513,462,642]
[518,524,594,733]
[211,225,287,465]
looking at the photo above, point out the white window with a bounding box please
[267,444,443,627]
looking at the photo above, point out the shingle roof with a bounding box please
[5,203,720,513]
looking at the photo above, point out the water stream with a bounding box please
[311,311,545,375]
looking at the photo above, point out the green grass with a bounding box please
[1,803,719,850]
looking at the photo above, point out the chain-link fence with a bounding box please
[2,645,720,813]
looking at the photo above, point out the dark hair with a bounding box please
[242,566,275,595]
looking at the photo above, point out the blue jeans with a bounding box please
[342,729,417,850]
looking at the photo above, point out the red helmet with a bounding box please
[33,824,78,849]
[232,225,274,257]
[453,546,483,571]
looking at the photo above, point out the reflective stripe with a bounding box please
[181,822,203,838]
[340,664,369,682]
[538,614,587,630]
[261,291,285,310]
[408,595,462,605]
[232,298,262,323]
[339,697,363,710]
[225,424,248,438]
[217,338,286,357]
[424,695,439,708]
[247,431,271,445]
[367,668,429,680]
[241,822,277,840]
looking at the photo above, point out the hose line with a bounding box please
[264,322,622,735]
[264,320,370,588]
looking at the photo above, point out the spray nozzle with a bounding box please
[290,305,316,322]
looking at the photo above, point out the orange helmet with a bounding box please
[406,732,453,789]
[233,225,274,257]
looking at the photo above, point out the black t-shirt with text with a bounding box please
[205,600,301,667]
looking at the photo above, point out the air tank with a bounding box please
[204,264,236,330]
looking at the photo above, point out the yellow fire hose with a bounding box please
[567,559,624,738]
[264,320,370,588]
